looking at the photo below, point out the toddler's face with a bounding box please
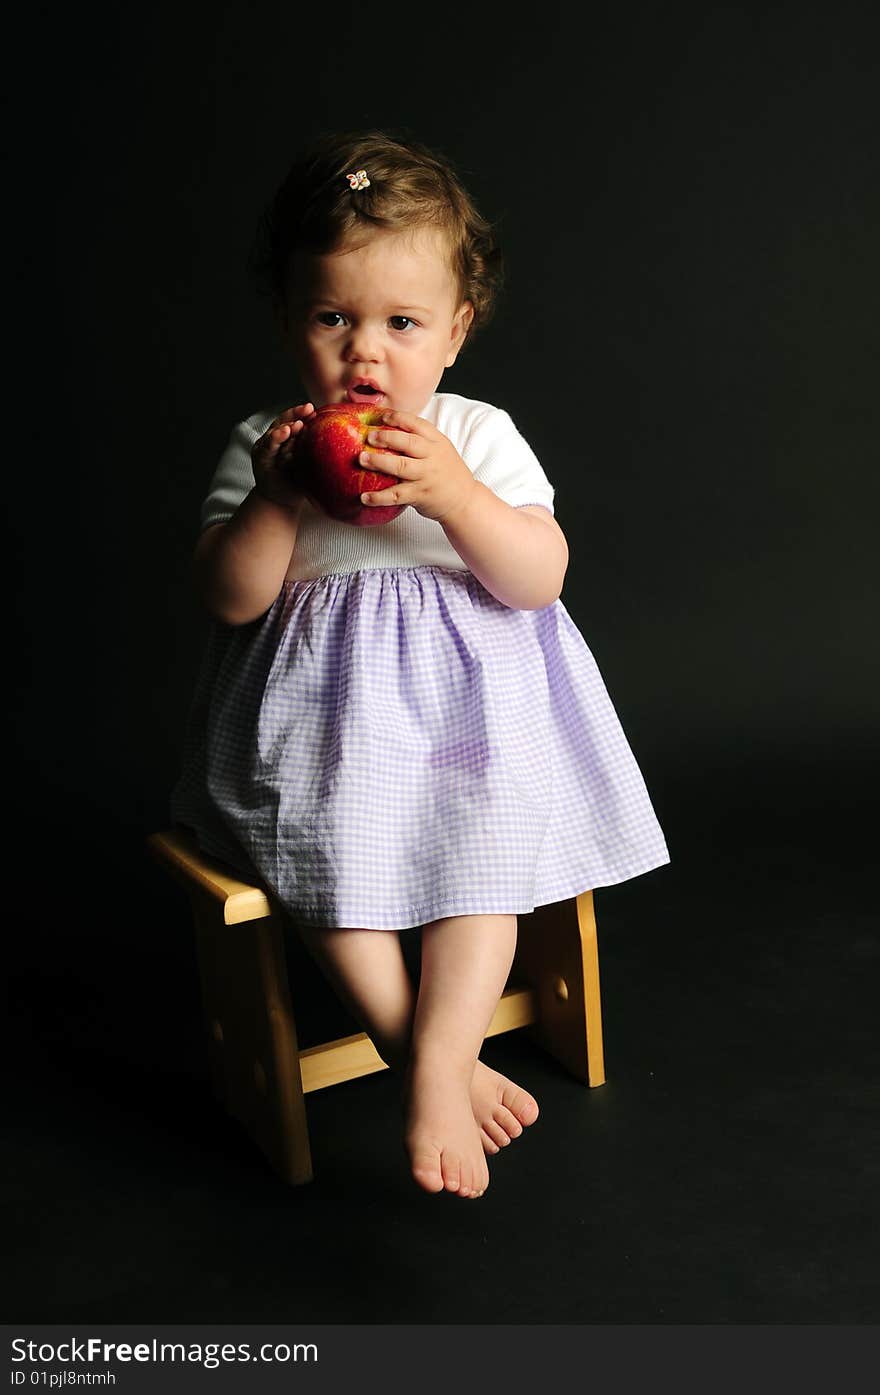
[279,226,473,414]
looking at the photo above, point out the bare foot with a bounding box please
[403,1058,491,1199]
[471,1060,540,1155]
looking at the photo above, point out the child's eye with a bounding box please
[389,316,416,332]
[315,311,346,328]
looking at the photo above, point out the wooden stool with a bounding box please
[147,827,605,1185]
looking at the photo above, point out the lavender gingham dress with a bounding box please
[171,393,670,931]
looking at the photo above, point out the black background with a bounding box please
[5,2,879,1327]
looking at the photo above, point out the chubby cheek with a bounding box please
[291,340,334,397]
[295,332,328,368]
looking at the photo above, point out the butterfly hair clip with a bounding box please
[346,169,371,191]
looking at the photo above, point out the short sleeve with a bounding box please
[464,407,555,516]
[199,417,261,532]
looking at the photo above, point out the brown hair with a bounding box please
[249,129,504,346]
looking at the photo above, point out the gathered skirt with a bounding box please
[171,566,670,930]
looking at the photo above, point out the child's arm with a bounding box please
[194,406,313,626]
[440,490,569,611]
[358,410,569,611]
[195,492,304,626]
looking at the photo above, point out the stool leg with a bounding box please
[512,891,606,1087]
[189,894,313,1184]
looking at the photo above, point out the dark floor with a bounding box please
[4,757,878,1324]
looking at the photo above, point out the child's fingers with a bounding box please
[275,422,306,464]
[268,423,290,449]
[264,405,314,441]
[253,424,289,461]
[254,404,314,463]
[379,408,420,430]
[361,482,410,506]
[278,402,315,422]
[366,426,428,458]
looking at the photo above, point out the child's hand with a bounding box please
[252,403,316,509]
[357,411,478,523]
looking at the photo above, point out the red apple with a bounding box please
[288,403,407,527]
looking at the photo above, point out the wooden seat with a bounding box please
[147,826,605,1185]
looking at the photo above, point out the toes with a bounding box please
[518,1098,539,1126]
[484,1119,512,1150]
[472,1066,540,1138]
[412,1168,446,1194]
[441,1151,462,1194]
[479,1126,502,1155]
[503,1087,539,1127]
[409,1145,446,1194]
[442,1152,489,1198]
[494,1106,524,1139]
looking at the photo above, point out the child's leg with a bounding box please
[297,919,538,1192]
[295,925,416,1072]
[404,912,518,1197]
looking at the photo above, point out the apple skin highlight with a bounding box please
[288,403,406,527]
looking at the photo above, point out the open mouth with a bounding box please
[346,381,386,404]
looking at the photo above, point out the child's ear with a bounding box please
[445,301,475,366]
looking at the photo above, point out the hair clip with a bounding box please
[346,169,370,191]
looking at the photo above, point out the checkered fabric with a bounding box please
[171,565,670,930]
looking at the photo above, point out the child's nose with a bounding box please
[345,325,383,363]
